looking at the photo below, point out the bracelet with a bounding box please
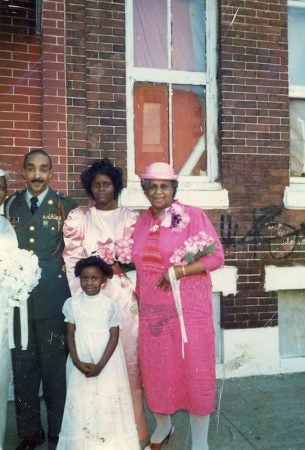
[182,265,186,276]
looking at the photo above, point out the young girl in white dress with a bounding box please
[56,256,140,450]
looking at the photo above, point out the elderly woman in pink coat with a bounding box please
[62,158,147,442]
[132,162,224,450]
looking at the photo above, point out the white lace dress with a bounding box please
[56,291,140,450]
[0,216,18,450]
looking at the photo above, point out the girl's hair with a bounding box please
[140,179,179,198]
[80,158,123,200]
[74,256,113,279]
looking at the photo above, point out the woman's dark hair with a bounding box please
[74,256,113,279]
[140,179,179,198]
[80,158,123,200]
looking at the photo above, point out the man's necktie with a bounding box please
[30,196,39,214]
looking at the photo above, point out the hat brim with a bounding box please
[140,173,178,180]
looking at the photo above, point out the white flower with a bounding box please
[0,248,41,307]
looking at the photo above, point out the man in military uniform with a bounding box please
[5,150,77,450]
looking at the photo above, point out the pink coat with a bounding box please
[132,201,224,415]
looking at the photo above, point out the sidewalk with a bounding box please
[4,372,305,449]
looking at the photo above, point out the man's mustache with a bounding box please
[30,179,44,183]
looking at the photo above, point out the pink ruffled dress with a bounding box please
[132,201,224,415]
[63,205,147,440]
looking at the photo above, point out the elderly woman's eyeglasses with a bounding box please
[146,183,173,193]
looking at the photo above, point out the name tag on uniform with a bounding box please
[43,214,62,220]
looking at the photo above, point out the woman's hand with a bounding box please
[155,271,172,292]
[156,266,186,291]
[112,261,125,277]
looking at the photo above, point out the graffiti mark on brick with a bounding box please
[221,205,305,260]
[220,214,238,248]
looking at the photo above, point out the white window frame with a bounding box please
[284,0,305,208]
[121,0,228,209]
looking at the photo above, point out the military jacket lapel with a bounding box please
[9,190,31,225]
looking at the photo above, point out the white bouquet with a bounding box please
[0,248,41,303]
[0,248,41,349]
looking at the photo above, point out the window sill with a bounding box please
[120,180,229,209]
[284,182,305,209]
[211,265,237,295]
[265,265,305,291]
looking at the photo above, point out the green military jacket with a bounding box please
[5,188,77,320]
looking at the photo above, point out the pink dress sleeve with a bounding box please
[123,210,140,239]
[63,208,86,296]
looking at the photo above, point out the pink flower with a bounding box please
[114,237,134,264]
[169,231,215,266]
[96,241,115,264]
[170,248,186,266]
[94,237,135,269]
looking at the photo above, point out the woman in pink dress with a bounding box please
[62,159,147,442]
[132,162,224,450]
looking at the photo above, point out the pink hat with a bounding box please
[140,162,178,180]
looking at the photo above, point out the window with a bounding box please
[284,0,305,208]
[288,1,305,177]
[122,0,228,208]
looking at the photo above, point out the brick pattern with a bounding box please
[0,0,69,194]
[65,0,126,202]
[0,1,42,192]
[219,0,292,328]
[1,0,304,331]
[41,0,68,192]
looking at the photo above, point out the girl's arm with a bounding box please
[86,326,119,378]
[67,322,93,376]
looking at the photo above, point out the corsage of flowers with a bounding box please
[0,248,41,350]
[161,202,190,231]
[168,230,215,359]
[95,235,135,271]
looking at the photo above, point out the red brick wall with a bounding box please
[60,0,305,328]
[0,1,42,192]
[41,0,68,192]
[218,0,303,329]
[0,0,69,194]
[65,0,126,202]
[1,0,304,331]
